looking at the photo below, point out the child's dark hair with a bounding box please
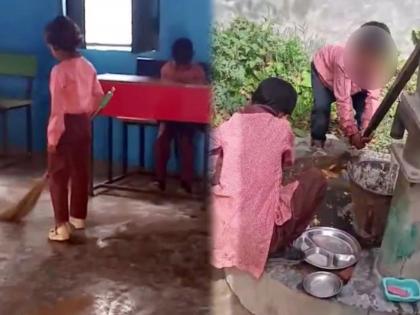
[172,38,194,65]
[356,21,393,57]
[361,21,391,34]
[45,16,83,52]
[251,77,298,116]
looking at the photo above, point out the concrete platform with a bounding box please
[222,151,417,315]
[0,160,210,315]
[225,250,420,315]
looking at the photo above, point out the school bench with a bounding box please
[0,53,37,160]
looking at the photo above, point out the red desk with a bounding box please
[98,73,211,123]
[92,74,211,199]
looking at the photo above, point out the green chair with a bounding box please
[0,53,37,156]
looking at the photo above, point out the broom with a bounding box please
[0,87,116,222]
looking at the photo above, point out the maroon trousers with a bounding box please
[270,168,327,253]
[48,114,91,225]
[154,122,197,185]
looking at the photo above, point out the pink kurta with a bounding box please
[313,45,381,136]
[210,110,298,278]
[48,56,103,147]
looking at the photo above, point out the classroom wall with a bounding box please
[0,0,60,153]
[0,0,212,174]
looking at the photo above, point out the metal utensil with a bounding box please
[304,247,332,268]
[303,272,343,299]
[333,253,357,269]
[294,227,361,270]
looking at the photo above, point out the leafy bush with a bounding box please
[212,18,312,129]
[213,19,419,153]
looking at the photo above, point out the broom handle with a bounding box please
[91,87,116,119]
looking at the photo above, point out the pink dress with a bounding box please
[210,108,298,279]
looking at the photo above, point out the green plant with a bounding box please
[213,19,419,153]
[212,18,313,129]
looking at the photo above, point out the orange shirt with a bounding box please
[160,61,206,84]
[48,57,104,146]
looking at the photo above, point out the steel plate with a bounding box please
[294,227,361,270]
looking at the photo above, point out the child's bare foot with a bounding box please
[311,139,327,156]
[311,139,325,149]
[48,223,71,242]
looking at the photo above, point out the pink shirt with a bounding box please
[313,45,381,136]
[48,57,104,146]
[210,109,298,278]
[160,61,206,84]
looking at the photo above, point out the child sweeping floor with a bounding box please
[210,78,327,279]
[45,16,104,241]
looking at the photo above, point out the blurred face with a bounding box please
[175,50,193,65]
[351,49,385,89]
[344,26,397,90]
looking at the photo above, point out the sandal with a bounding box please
[48,223,71,241]
[69,217,86,230]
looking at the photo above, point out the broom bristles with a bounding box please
[0,178,47,222]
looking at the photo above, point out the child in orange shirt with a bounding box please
[152,38,206,194]
[45,16,104,241]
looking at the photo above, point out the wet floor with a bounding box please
[0,152,362,315]
[0,160,210,315]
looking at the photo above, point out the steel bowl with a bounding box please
[303,272,343,299]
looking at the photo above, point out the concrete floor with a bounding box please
[0,141,364,315]
[211,269,253,315]
[0,159,211,315]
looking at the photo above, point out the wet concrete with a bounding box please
[0,160,210,315]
